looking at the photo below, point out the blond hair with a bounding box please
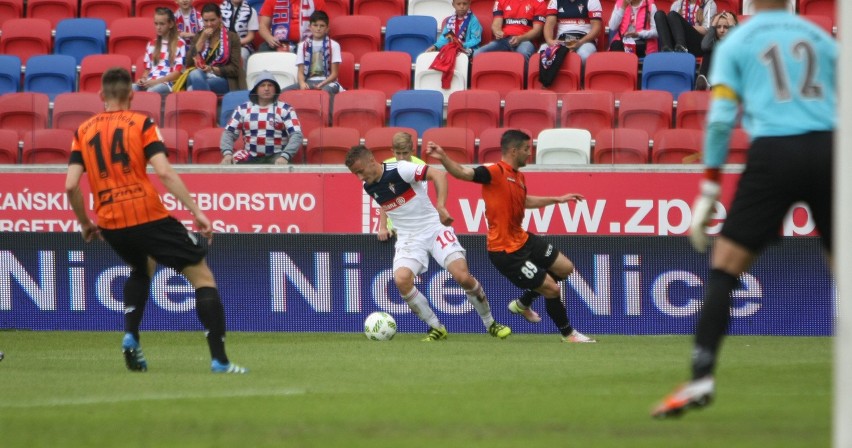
[391,132,413,152]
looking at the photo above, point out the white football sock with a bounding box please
[465,280,494,328]
[403,287,442,330]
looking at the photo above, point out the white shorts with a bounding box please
[393,225,466,275]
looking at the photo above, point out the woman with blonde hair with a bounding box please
[135,8,187,94]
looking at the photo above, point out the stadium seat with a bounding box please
[245,52,299,90]
[503,90,558,139]
[26,0,76,29]
[108,17,155,62]
[130,91,163,124]
[422,127,475,164]
[54,18,108,66]
[446,89,501,139]
[470,51,526,100]
[743,0,794,14]
[23,55,78,101]
[0,0,23,28]
[219,89,250,127]
[799,0,836,30]
[599,0,616,31]
[134,54,147,83]
[324,0,352,22]
[655,0,674,13]
[389,89,444,136]
[407,0,454,31]
[413,51,469,103]
[246,0,265,11]
[0,18,53,65]
[135,0,175,18]
[559,90,615,137]
[0,93,50,139]
[477,127,531,163]
[328,15,382,64]
[0,55,21,95]
[52,92,103,131]
[535,129,592,165]
[0,129,20,163]
[192,127,227,164]
[21,129,73,164]
[675,90,711,130]
[651,128,702,164]
[641,52,696,98]
[352,0,404,27]
[384,15,438,61]
[583,52,638,98]
[618,90,673,136]
[338,51,356,90]
[714,0,741,13]
[527,51,582,93]
[158,127,190,164]
[469,0,493,44]
[358,51,413,99]
[164,91,218,136]
[332,90,387,137]
[80,54,133,93]
[280,89,330,138]
[802,14,834,35]
[364,126,418,161]
[80,0,132,28]
[593,128,649,164]
[306,127,361,164]
[728,128,750,164]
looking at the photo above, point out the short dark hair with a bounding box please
[201,3,221,16]
[500,129,531,154]
[344,145,372,168]
[101,67,133,102]
[310,10,329,25]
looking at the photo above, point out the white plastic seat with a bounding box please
[413,51,468,104]
[535,128,592,165]
[407,0,454,31]
[245,52,299,89]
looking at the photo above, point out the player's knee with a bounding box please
[393,269,415,292]
[536,280,561,299]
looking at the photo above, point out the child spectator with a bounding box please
[175,0,203,45]
[425,0,483,56]
[135,8,187,95]
[281,11,342,94]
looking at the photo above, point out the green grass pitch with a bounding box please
[0,331,830,447]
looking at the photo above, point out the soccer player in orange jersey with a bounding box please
[65,67,247,374]
[426,129,595,343]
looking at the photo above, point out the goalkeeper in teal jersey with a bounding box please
[652,0,836,419]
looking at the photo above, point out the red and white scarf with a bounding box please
[201,26,231,66]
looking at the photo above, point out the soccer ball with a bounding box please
[364,312,397,341]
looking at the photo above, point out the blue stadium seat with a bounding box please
[54,18,108,65]
[23,54,77,101]
[219,89,250,127]
[389,89,444,136]
[0,55,21,94]
[641,52,696,98]
[384,15,438,61]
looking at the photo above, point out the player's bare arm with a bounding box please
[149,153,214,241]
[425,165,454,226]
[64,164,101,242]
[525,193,585,209]
[425,142,475,181]
[377,209,392,241]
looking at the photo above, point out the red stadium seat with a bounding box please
[324,0,352,22]
[446,89,501,140]
[618,90,673,136]
[503,90,558,139]
[652,128,702,164]
[80,54,133,93]
[675,90,711,130]
[470,51,526,100]
[352,0,404,27]
[728,128,750,164]
[80,0,132,28]
[527,51,582,93]
[332,89,387,137]
[21,129,73,164]
[0,93,50,139]
[130,91,163,124]
[191,127,231,164]
[422,127,475,164]
[164,91,218,136]
[559,90,615,137]
[802,14,834,35]
[280,89,331,140]
[27,0,76,29]
[593,128,649,164]
[158,127,190,164]
[337,51,356,90]
[0,0,23,28]
[799,0,835,29]
[584,52,638,99]
[0,129,20,163]
[358,51,412,99]
[52,92,103,131]
[364,126,418,161]
[328,15,382,64]
[108,17,155,62]
[134,0,175,18]
[477,127,531,164]
[469,0,493,45]
[0,18,52,64]
[306,127,361,164]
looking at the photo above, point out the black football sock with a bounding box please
[195,287,228,364]
[518,290,539,308]
[544,297,573,337]
[692,268,739,380]
[123,270,150,341]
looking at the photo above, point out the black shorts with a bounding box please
[100,217,207,273]
[488,233,560,290]
[721,131,833,253]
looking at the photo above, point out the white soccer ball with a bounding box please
[364,312,397,341]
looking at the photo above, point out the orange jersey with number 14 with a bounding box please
[70,110,169,230]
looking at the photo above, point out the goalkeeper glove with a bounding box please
[689,179,721,252]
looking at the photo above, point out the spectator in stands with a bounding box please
[473,0,547,62]
[425,0,483,56]
[695,10,737,89]
[654,0,716,54]
[185,3,247,94]
[220,71,303,165]
[135,8,187,95]
[379,131,425,241]
[220,0,260,68]
[607,0,659,57]
[257,0,326,52]
[542,0,603,64]
[175,0,203,45]
[281,11,342,94]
